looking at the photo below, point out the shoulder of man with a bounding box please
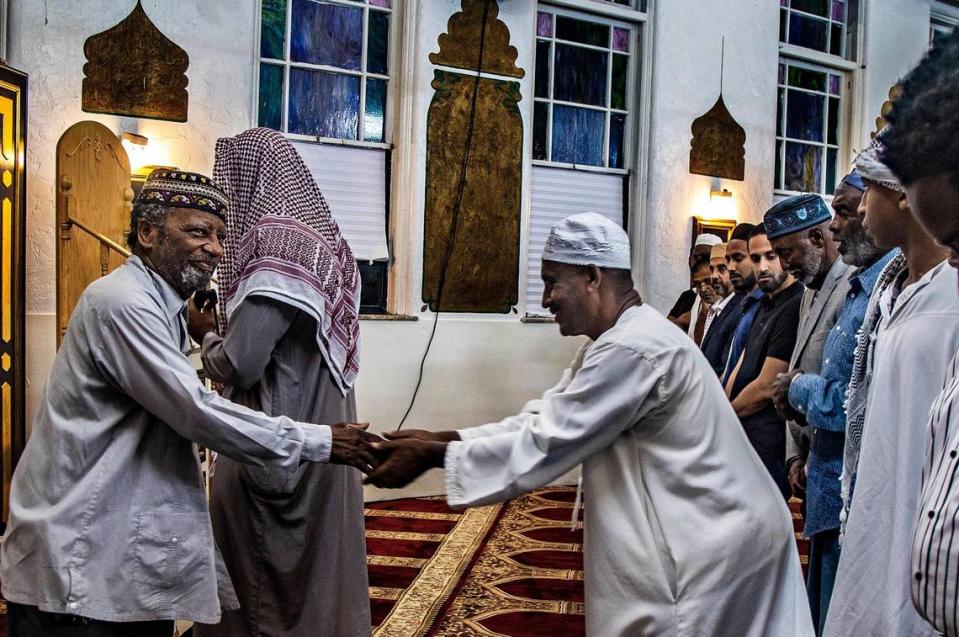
[80,263,167,325]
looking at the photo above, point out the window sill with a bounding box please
[359,314,418,321]
[521,316,555,324]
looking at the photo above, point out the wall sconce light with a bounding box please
[706,187,736,220]
[120,131,151,178]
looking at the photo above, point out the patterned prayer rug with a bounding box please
[367,488,810,637]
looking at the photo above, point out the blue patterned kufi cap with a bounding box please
[764,193,831,240]
[137,169,229,221]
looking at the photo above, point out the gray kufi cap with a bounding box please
[542,212,631,269]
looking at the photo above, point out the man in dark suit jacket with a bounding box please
[701,223,756,375]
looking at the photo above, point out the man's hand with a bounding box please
[787,456,807,498]
[188,290,218,344]
[329,423,382,474]
[364,439,448,489]
[384,429,461,443]
[772,370,802,420]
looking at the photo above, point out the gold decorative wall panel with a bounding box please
[0,63,27,525]
[422,0,524,313]
[56,122,133,346]
[82,1,190,122]
[689,96,746,181]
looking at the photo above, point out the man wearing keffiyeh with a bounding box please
[824,134,959,637]
[190,128,371,637]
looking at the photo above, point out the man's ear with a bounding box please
[897,192,910,212]
[807,227,826,248]
[586,264,603,291]
[137,219,162,251]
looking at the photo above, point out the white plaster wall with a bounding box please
[9,0,941,501]
[642,0,780,313]
[858,0,932,151]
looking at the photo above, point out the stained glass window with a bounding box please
[257,0,392,144]
[779,0,849,58]
[775,60,843,194]
[533,9,635,169]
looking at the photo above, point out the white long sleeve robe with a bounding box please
[447,305,813,636]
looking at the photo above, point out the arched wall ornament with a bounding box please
[689,95,746,181]
[688,39,745,181]
[82,1,189,122]
[422,0,525,313]
[871,82,903,139]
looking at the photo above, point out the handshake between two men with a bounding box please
[332,424,458,488]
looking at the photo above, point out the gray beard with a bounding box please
[180,264,214,295]
[841,229,884,267]
[800,249,823,285]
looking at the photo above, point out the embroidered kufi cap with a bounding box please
[542,212,631,270]
[137,169,229,221]
[710,243,727,260]
[764,194,832,239]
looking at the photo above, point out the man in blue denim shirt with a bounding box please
[771,171,895,634]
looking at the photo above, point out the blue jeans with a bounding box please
[806,529,841,636]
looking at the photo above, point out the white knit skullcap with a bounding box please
[542,212,631,270]
[694,233,724,247]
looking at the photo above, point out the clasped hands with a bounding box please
[330,426,454,488]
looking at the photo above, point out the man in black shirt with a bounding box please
[726,223,803,499]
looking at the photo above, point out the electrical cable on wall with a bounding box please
[396,0,493,430]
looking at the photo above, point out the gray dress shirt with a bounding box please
[0,256,332,624]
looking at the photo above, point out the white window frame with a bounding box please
[531,4,640,175]
[930,2,959,46]
[254,0,396,150]
[775,1,859,198]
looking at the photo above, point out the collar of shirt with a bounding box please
[742,288,763,308]
[849,249,900,296]
[711,293,735,314]
[126,255,189,320]
[760,280,804,309]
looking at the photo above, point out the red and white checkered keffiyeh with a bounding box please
[213,128,360,394]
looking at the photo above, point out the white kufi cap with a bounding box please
[542,212,631,269]
[694,233,724,247]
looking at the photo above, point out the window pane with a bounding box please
[831,1,846,21]
[533,102,548,160]
[609,114,625,169]
[788,14,829,52]
[291,0,363,70]
[367,10,390,75]
[826,148,837,194]
[829,74,841,95]
[791,0,829,18]
[535,40,551,99]
[369,0,391,7]
[611,54,628,110]
[554,44,608,107]
[551,105,604,166]
[780,9,788,42]
[784,142,822,192]
[613,27,630,53]
[261,0,287,59]
[827,96,839,145]
[830,23,843,56]
[555,16,609,47]
[288,68,359,139]
[364,78,386,142]
[258,63,284,130]
[786,91,825,142]
[776,88,785,137]
[775,140,784,189]
[358,260,388,314]
[787,65,826,92]
[537,11,553,37]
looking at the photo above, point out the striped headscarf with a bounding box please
[213,128,360,394]
[855,135,905,193]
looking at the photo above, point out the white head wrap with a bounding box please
[542,212,631,269]
[854,136,905,193]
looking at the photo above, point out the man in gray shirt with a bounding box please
[0,170,380,636]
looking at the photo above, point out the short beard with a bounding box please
[180,264,214,296]
[799,249,823,285]
[731,273,756,293]
[758,270,789,293]
[841,227,884,267]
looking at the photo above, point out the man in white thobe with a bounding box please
[367,213,813,636]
